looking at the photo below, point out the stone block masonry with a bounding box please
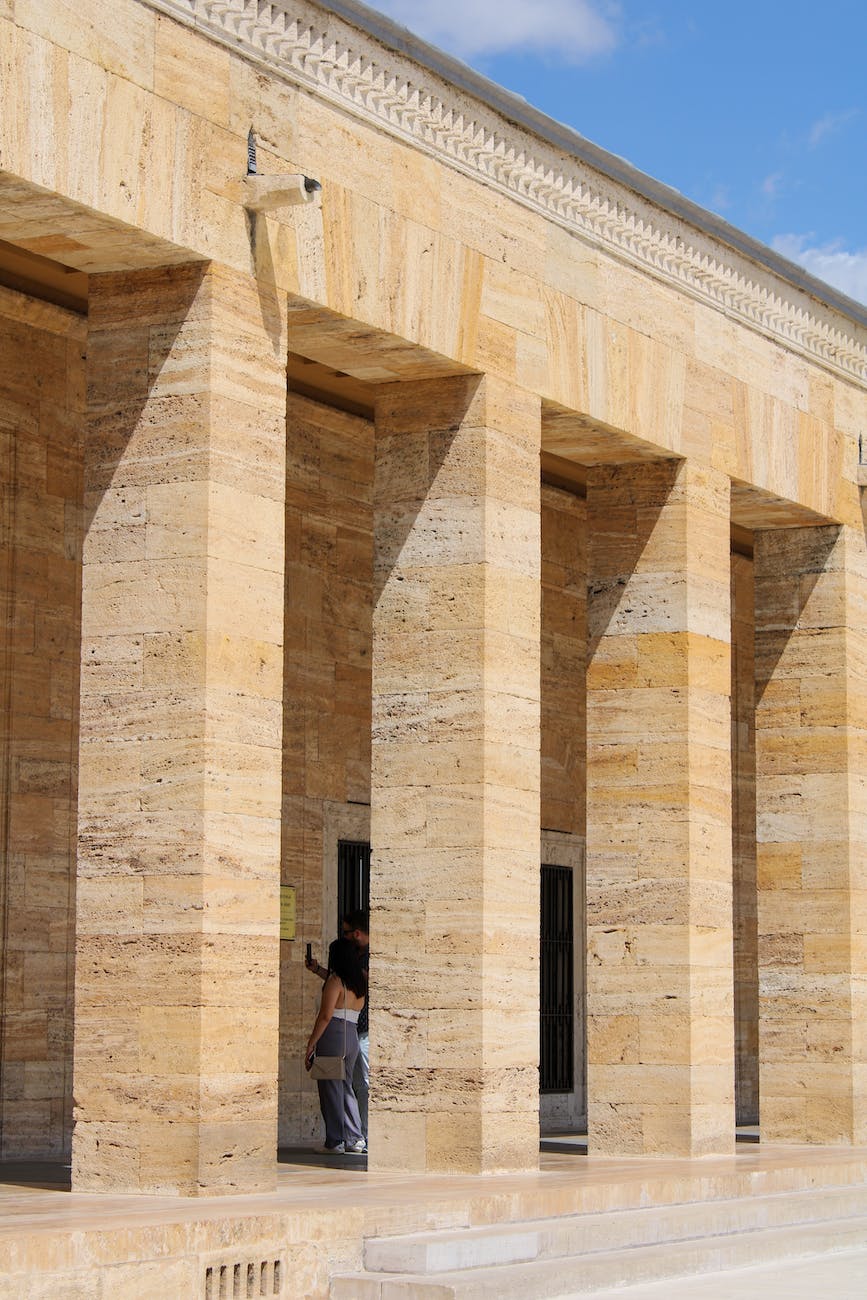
[586,460,735,1156]
[369,374,542,1174]
[72,264,287,1195]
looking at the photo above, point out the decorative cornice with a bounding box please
[149,0,867,385]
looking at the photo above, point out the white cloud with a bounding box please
[772,234,867,306]
[808,108,858,148]
[761,171,784,199]
[369,0,619,62]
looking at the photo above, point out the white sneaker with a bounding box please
[347,1138,367,1153]
[316,1142,344,1154]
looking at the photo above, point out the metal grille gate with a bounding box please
[337,839,370,931]
[540,863,574,1093]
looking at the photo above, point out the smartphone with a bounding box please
[305,942,312,963]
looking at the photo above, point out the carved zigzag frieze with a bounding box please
[151,0,866,383]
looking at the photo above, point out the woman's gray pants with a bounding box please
[315,1017,364,1149]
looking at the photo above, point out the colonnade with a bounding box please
[60,264,867,1194]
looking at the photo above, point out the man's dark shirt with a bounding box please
[358,947,369,1037]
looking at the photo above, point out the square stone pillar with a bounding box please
[586,460,735,1156]
[755,524,867,1144]
[72,264,287,1195]
[369,374,541,1174]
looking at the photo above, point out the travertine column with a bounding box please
[586,460,734,1156]
[370,375,541,1174]
[755,525,867,1144]
[72,264,286,1195]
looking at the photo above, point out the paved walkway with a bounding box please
[585,1246,867,1299]
[2,1143,866,1298]
[0,1141,861,1234]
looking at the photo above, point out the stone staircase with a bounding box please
[329,1182,867,1297]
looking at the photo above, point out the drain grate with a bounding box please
[203,1257,282,1299]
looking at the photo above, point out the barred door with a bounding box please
[540,864,574,1093]
[337,839,370,932]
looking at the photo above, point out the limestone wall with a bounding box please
[275,406,598,1144]
[754,524,867,1145]
[0,287,84,1158]
[1,0,863,1170]
[278,392,374,1146]
[2,1,863,528]
[732,551,758,1125]
[69,262,288,1196]
[541,483,586,839]
[0,298,789,1158]
[0,328,614,1159]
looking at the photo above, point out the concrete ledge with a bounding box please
[1,1146,867,1299]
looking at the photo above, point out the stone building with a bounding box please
[1,0,867,1292]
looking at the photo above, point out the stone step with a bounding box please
[362,1182,867,1274]
[330,1215,867,1298]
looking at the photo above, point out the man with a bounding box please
[306,909,369,1140]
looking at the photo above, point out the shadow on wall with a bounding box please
[0,301,91,1162]
[81,264,208,536]
[370,373,485,612]
[753,524,841,703]
[245,208,299,361]
[584,458,675,663]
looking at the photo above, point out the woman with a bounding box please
[305,936,367,1153]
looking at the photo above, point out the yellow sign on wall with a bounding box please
[280,886,296,940]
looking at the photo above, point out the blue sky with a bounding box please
[365,1,867,305]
